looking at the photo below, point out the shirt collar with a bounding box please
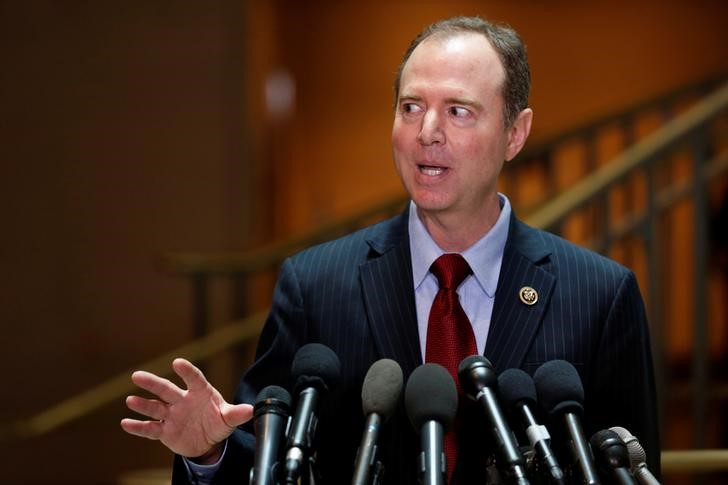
[408,194,512,298]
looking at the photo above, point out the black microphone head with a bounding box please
[291,343,341,393]
[590,428,631,469]
[361,358,404,420]
[610,426,647,470]
[533,360,584,416]
[253,385,292,418]
[498,368,537,411]
[404,363,458,431]
[457,354,497,399]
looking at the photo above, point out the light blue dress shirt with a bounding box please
[183,439,227,484]
[408,194,511,359]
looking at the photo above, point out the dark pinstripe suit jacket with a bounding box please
[175,206,660,484]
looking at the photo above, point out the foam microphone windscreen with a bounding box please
[590,428,631,468]
[255,385,292,408]
[362,359,404,420]
[497,368,537,410]
[533,360,584,416]
[457,355,497,398]
[291,343,342,393]
[404,363,458,431]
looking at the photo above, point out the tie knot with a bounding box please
[431,253,471,290]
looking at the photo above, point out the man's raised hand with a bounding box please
[120,358,253,462]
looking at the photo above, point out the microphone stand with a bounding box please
[285,416,320,485]
[286,453,320,485]
[372,462,384,485]
[305,454,319,485]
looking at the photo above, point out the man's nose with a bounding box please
[417,110,444,145]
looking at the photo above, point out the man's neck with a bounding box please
[416,199,501,253]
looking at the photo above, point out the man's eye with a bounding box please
[402,103,422,114]
[449,106,470,117]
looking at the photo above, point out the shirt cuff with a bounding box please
[182,440,227,485]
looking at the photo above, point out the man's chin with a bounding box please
[411,196,452,215]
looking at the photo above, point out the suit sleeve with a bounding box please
[586,270,661,474]
[238,256,309,402]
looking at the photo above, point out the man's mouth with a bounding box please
[418,164,448,176]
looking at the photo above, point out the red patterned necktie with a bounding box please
[425,253,477,482]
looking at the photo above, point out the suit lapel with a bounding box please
[359,210,422,378]
[485,217,555,372]
[357,209,556,377]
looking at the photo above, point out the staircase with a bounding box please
[2,77,726,485]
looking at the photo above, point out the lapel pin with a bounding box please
[519,286,538,306]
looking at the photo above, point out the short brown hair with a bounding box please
[394,16,530,128]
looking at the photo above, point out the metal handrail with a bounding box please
[161,196,407,275]
[662,449,728,472]
[0,311,267,441]
[524,81,728,231]
[515,75,724,158]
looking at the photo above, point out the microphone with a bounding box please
[284,343,341,484]
[590,429,637,485]
[351,359,403,485]
[251,385,292,485]
[498,368,565,485]
[405,363,458,485]
[458,356,530,485]
[533,360,600,485]
[609,427,661,485]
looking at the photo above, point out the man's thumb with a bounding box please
[222,403,254,428]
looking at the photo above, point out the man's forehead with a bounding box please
[400,31,505,91]
[416,31,495,58]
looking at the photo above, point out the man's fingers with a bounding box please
[222,403,254,428]
[131,370,185,404]
[120,418,163,440]
[125,395,169,421]
[172,358,209,392]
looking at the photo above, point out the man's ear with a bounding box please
[505,108,533,162]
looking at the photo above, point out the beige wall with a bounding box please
[0,1,266,481]
[0,1,726,482]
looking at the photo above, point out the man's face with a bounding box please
[392,33,529,223]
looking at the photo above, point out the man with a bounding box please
[122,16,660,484]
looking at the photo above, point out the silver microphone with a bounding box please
[609,427,660,485]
